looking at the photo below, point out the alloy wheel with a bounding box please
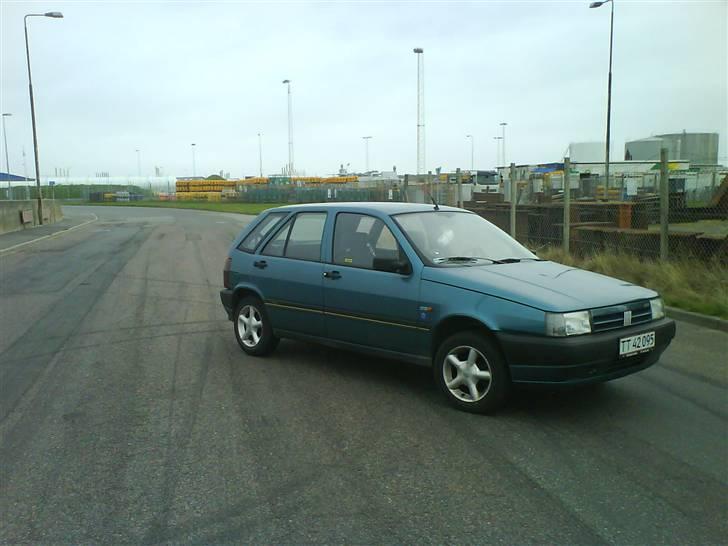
[238,305,263,348]
[442,345,493,402]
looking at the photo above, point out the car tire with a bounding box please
[433,331,510,414]
[234,296,279,356]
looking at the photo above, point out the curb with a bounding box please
[666,306,728,333]
[0,214,98,255]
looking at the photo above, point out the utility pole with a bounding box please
[466,134,474,172]
[282,79,294,176]
[258,132,263,177]
[413,48,425,176]
[456,167,463,208]
[590,0,615,197]
[493,136,503,170]
[191,143,196,177]
[362,136,372,173]
[2,113,11,199]
[136,148,141,177]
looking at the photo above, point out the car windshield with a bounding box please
[393,211,536,265]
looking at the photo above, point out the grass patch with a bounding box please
[65,200,279,216]
[537,247,728,319]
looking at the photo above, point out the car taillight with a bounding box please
[223,256,232,288]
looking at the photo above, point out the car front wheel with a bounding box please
[434,331,510,413]
[234,296,279,356]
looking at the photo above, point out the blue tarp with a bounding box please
[531,163,564,174]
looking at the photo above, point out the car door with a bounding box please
[251,211,327,337]
[323,212,428,357]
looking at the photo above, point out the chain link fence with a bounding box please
[465,156,727,264]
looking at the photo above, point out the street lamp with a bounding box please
[590,0,614,189]
[413,48,425,175]
[25,11,63,224]
[466,134,474,171]
[135,148,141,177]
[191,143,196,177]
[282,79,294,176]
[499,122,508,167]
[362,136,372,173]
[2,113,11,199]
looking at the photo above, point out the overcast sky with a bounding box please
[1,0,726,178]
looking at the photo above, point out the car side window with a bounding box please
[333,213,407,272]
[261,219,292,257]
[238,212,287,252]
[262,212,326,261]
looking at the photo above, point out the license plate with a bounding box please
[619,331,655,357]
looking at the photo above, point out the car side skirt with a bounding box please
[273,328,432,367]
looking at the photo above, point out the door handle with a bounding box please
[323,270,341,280]
[253,260,268,269]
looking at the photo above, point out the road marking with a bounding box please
[0,214,98,255]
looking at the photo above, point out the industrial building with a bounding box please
[625,132,719,165]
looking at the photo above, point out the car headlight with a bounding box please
[650,297,665,320]
[545,311,592,337]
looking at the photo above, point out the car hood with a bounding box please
[422,260,657,312]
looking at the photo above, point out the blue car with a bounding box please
[220,202,676,413]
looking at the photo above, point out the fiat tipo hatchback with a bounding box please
[220,202,675,413]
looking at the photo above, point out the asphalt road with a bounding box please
[1,205,726,545]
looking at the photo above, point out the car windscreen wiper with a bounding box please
[495,257,544,263]
[432,256,499,264]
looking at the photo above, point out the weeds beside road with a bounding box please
[538,248,728,319]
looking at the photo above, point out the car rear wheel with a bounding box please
[434,331,510,413]
[234,296,279,356]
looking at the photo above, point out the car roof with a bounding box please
[266,202,467,215]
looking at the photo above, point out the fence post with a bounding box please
[456,168,462,208]
[509,162,517,238]
[563,157,571,254]
[659,147,669,261]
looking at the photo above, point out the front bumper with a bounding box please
[220,289,234,320]
[497,317,676,385]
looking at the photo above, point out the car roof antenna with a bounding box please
[429,193,440,211]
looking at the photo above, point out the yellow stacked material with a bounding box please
[292,177,324,184]
[596,185,621,200]
[320,176,358,184]
[103,192,115,201]
[241,177,269,185]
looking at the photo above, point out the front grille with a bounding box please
[591,300,653,333]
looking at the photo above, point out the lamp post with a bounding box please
[2,113,11,199]
[413,48,425,176]
[362,136,372,173]
[282,79,294,176]
[136,148,141,177]
[257,132,263,178]
[499,122,508,167]
[590,0,614,189]
[466,134,474,171]
[191,143,196,177]
[24,11,63,223]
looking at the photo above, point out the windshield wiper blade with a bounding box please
[433,256,499,264]
[496,257,543,263]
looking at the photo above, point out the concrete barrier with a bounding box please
[0,200,63,234]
